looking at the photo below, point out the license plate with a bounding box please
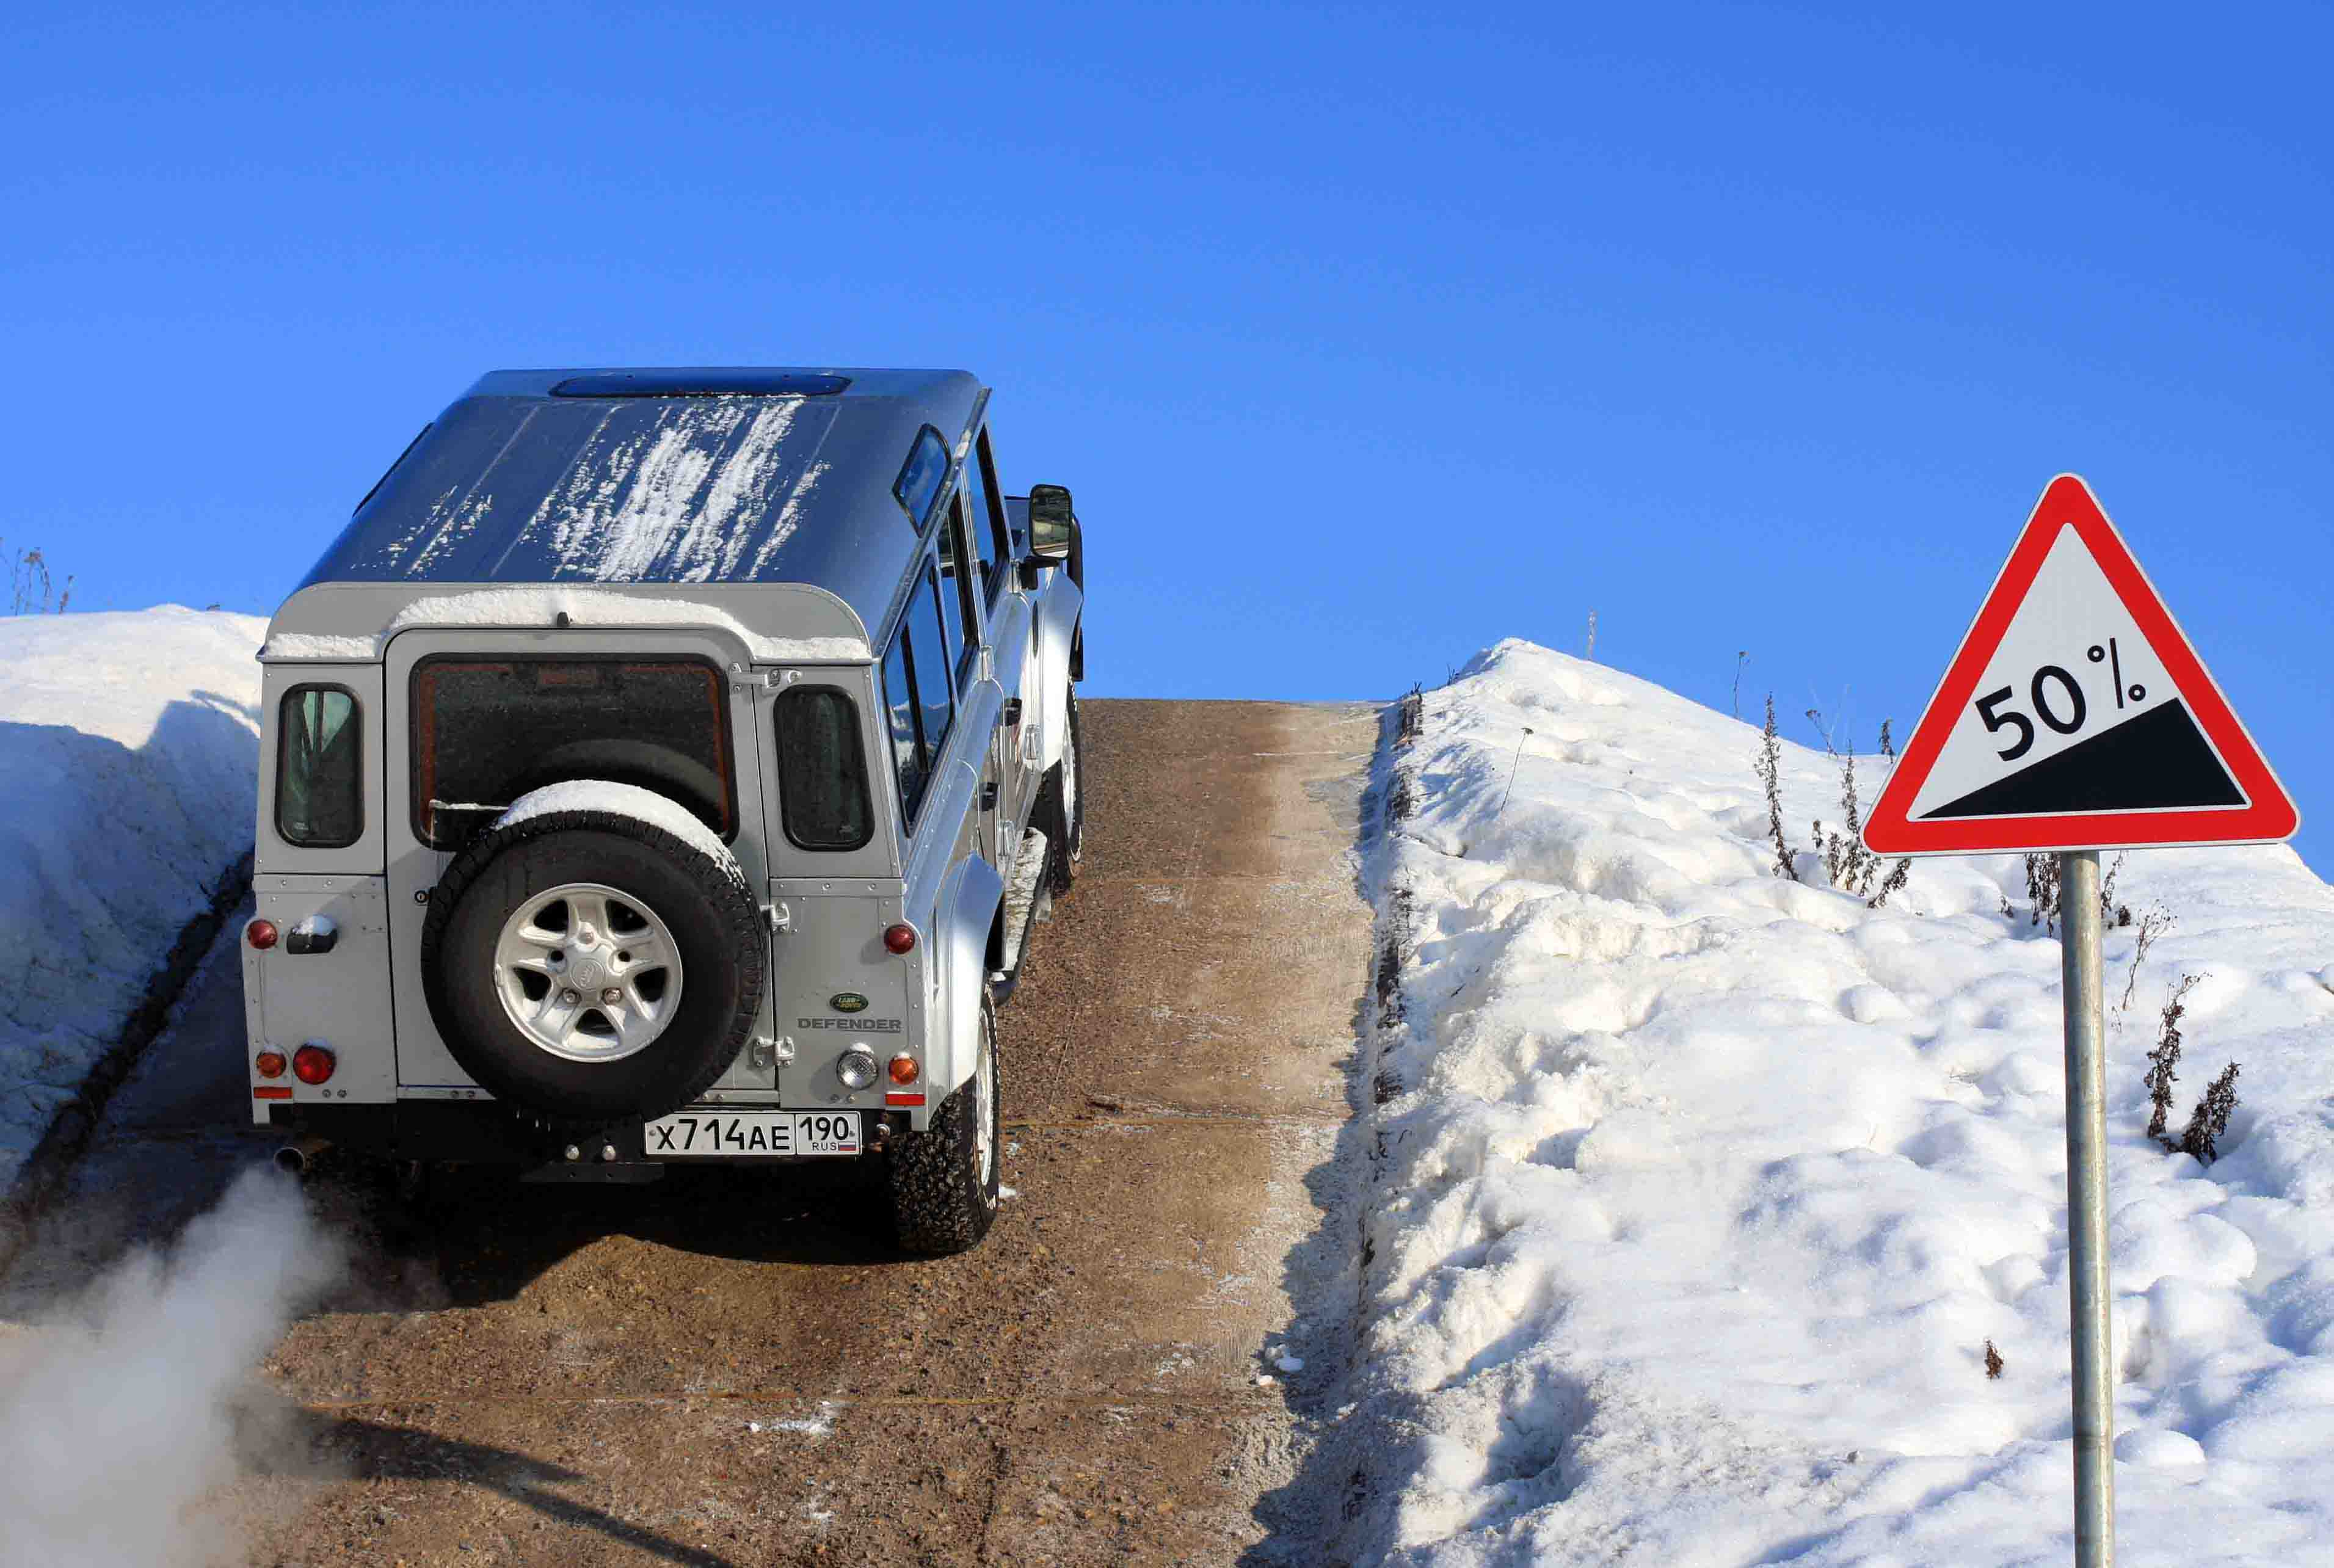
[642,1111,861,1158]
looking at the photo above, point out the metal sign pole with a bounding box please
[2059,848,2115,1566]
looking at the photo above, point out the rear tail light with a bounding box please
[246,919,279,950]
[882,923,917,955]
[837,1046,878,1090]
[254,1050,287,1079]
[888,1053,920,1086]
[291,1044,336,1085]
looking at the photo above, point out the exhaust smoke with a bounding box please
[0,1166,346,1568]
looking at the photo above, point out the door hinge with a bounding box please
[764,900,792,934]
[1002,697,1023,726]
[981,780,1000,811]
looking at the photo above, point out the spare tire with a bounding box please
[420,782,766,1127]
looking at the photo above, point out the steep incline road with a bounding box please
[209,698,1375,1564]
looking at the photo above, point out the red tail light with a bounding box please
[883,923,917,955]
[254,1050,287,1080]
[246,919,279,950]
[291,1044,336,1085]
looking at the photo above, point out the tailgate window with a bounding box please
[412,658,735,849]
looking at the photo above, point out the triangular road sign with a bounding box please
[1865,474,2298,855]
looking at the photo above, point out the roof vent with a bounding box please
[550,371,851,398]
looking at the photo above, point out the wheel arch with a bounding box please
[931,851,1005,1100]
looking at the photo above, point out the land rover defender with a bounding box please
[243,367,1085,1254]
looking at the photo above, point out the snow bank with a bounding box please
[1345,638,2334,1565]
[0,607,264,1185]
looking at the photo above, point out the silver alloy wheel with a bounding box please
[973,1025,997,1193]
[492,882,683,1064]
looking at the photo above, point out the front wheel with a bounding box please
[887,994,1001,1255]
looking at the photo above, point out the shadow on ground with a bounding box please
[244,1403,747,1568]
[1236,698,1400,1567]
[341,1156,908,1309]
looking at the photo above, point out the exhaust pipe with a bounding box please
[274,1136,330,1176]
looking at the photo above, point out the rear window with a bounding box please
[411,658,735,849]
[771,687,873,850]
[277,686,363,848]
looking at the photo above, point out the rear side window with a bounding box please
[411,658,735,849]
[771,687,872,850]
[881,637,925,822]
[277,686,362,848]
[904,564,954,760]
[879,563,959,828]
[892,427,950,531]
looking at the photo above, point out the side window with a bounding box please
[772,687,873,850]
[906,562,954,760]
[277,686,362,848]
[935,492,980,671]
[966,428,1011,601]
[892,427,950,531]
[881,637,924,824]
[879,562,960,828]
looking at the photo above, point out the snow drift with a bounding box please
[0,607,265,1186]
[1342,639,2334,1565]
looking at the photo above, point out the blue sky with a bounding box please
[5,3,2326,868]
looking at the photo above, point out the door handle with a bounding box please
[1002,697,1023,726]
[981,782,999,811]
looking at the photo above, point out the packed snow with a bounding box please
[1340,639,2334,1566]
[0,608,264,1187]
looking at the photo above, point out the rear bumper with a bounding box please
[264,1101,882,1167]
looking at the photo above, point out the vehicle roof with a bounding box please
[280,367,985,650]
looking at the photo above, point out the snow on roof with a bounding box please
[261,585,869,664]
[293,368,983,648]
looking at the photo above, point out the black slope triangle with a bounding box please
[1923,700,2245,819]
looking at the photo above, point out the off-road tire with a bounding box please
[420,806,765,1128]
[888,993,1001,1255]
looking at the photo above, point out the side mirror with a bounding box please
[1026,483,1082,590]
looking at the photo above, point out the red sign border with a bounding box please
[1864,474,2298,855]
